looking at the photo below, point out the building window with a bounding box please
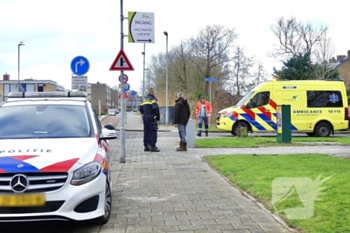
[38,83,44,92]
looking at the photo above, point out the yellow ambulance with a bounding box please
[216,80,349,137]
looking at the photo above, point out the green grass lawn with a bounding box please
[195,136,350,148]
[204,154,350,233]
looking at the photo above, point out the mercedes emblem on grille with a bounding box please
[10,174,29,193]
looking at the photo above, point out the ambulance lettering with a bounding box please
[294,110,322,115]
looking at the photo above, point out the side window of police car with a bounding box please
[91,107,102,135]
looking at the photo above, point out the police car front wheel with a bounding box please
[95,181,112,225]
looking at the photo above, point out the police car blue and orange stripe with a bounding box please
[0,155,79,173]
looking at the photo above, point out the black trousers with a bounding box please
[143,116,157,148]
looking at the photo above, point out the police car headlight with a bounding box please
[71,162,101,186]
[223,113,232,117]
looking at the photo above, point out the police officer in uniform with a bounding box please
[139,88,160,152]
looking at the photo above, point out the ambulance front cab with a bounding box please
[216,80,349,137]
[216,82,274,136]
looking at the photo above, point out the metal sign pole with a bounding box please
[142,43,146,98]
[209,81,212,103]
[119,0,125,163]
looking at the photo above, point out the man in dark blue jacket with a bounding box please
[139,88,160,152]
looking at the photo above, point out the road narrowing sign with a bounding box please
[110,50,134,71]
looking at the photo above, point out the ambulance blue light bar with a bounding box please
[8,91,88,98]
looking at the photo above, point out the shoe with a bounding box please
[205,133,208,137]
[183,142,187,151]
[176,142,187,151]
[144,146,150,152]
[176,142,182,151]
[149,145,158,150]
[197,132,201,137]
[150,147,160,152]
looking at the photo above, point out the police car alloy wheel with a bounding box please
[95,181,112,225]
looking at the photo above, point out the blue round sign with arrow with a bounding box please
[123,83,130,92]
[131,90,137,97]
[71,56,90,76]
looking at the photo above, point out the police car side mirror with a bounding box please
[101,128,117,140]
[104,124,115,130]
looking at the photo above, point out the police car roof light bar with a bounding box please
[8,91,88,98]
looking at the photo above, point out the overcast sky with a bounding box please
[1,0,350,94]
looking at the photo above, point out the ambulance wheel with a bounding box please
[232,121,248,136]
[315,122,331,137]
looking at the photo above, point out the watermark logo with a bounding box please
[271,174,332,219]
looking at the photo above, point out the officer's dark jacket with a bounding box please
[139,93,160,121]
[174,97,190,125]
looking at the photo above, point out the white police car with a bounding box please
[0,91,117,224]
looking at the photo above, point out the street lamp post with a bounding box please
[142,43,146,98]
[18,41,25,92]
[163,31,168,126]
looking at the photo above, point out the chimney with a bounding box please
[337,55,346,61]
[329,57,336,63]
[3,73,9,80]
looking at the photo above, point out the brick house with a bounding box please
[329,50,350,88]
[0,74,65,102]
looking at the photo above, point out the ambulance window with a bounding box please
[307,91,343,107]
[249,91,270,108]
[237,91,254,107]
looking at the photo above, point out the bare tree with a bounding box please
[189,24,238,95]
[252,60,268,87]
[314,33,335,64]
[270,17,329,61]
[226,46,254,96]
[310,33,337,79]
[168,41,193,92]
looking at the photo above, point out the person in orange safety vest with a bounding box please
[195,96,212,137]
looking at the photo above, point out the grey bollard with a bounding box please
[186,119,196,148]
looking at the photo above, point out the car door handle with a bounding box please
[265,109,270,112]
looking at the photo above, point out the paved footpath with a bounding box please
[94,115,350,233]
[97,115,298,233]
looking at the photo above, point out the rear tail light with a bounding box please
[345,107,349,120]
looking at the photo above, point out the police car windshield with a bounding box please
[236,91,255,107]
[0,105,91,139]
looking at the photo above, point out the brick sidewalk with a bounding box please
[94,115,295,233]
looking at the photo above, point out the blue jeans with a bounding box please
[198,116,208,131]
[178,124,186,143]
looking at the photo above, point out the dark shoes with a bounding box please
[150,147,160,152]
[197,132,201,137]
[145,145,159,152]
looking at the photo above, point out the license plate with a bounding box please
[0,193,46,207]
